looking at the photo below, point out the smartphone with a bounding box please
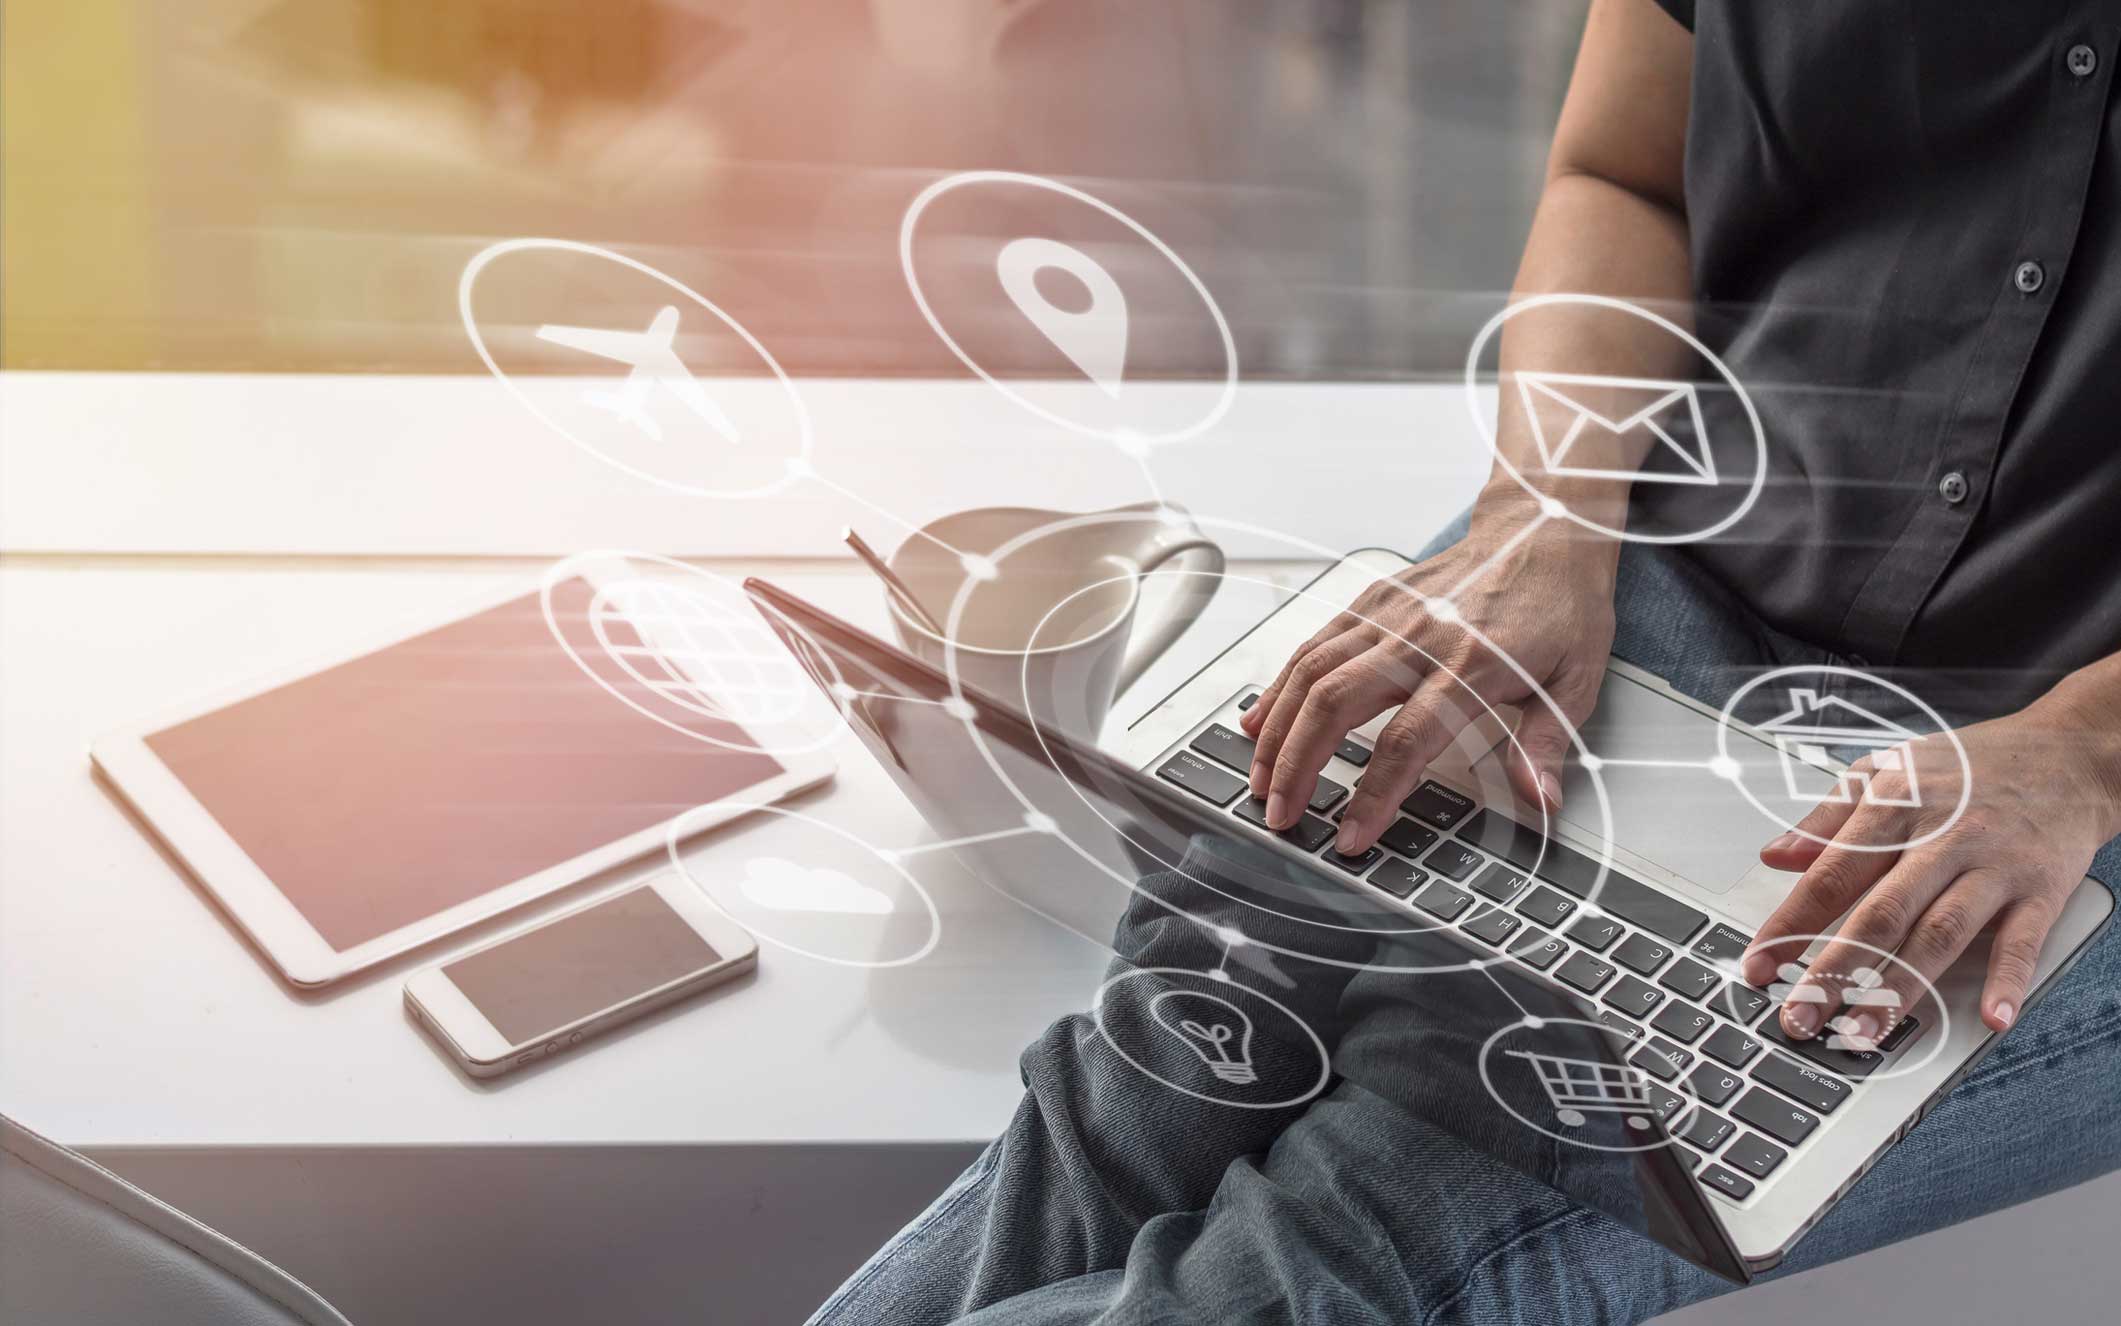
[405,871,757,1077]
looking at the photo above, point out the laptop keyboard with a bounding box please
[1153,690,1928,1210]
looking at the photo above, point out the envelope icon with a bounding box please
[1515,372,1720,486]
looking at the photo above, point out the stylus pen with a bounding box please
[843,527,948,636]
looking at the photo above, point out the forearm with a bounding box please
[2026,650,2121,839]
[1481,171,1695,541]
[1476,0,1697,546]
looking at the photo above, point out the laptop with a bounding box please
[748,549,2112,1281]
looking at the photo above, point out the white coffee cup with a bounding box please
[885,503,1225,742]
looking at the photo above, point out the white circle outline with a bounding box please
[1091,966,1332,1110]
[665,801,942,970]
[1477,1016,1700,1155]
[540,550,848,757]
[1714,664,1972,852]
[1461,292,1769,545]
[1731,931,1954,1084]
[458,237,813,499]
[922,506,1618,977]
[899,171,1239,447]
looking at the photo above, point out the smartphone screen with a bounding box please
[442,885,721,1045]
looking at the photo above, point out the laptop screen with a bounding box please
[749,580,1747,1282]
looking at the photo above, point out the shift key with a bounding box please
[1157,751,1246,806]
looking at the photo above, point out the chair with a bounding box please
[1,1113,352,1325]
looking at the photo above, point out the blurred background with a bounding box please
[3,0,1588,379]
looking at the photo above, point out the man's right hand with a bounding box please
[1239,497,1620,855]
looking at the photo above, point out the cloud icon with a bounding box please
[739,856,895,916]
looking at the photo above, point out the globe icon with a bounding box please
[587,579,812,729]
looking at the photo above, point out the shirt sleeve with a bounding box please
[1650,0,1696,31]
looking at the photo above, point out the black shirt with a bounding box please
[1640,0,2121,715]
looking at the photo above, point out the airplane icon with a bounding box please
[535,305,739,445]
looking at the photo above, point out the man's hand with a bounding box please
[1744,691,2121,1041]
[1239,500,1618,855]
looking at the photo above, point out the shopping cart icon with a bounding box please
[1507,1050,1655,1131]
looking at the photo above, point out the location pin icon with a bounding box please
[996,237,1129,397]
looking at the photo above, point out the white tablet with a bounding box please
[91,555,837,988]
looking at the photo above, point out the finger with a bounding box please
[1757,778,1866,872]
[1247,630,1372,798]
[1335,669,1478,852]
[1788,853,1961,1043]
[1831,873,2011,1050]
[1242,613,1357,736]
[1266,644,1413,829]
[1982,895,2059,1033]
[1504,674,1595,813]
[1741,805,1904,989]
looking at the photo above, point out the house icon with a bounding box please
[1757,689,1923,808]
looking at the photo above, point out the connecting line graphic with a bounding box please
[884,823,1050,861]
[1577,754,1743,780]
[832,686,963,709]
[1439,511,1548,606]
[1478,959,1534,1021]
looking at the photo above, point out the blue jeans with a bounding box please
[809,531,2121,1326]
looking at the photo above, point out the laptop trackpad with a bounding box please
[1543,672,1783,898]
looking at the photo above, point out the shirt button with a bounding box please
[2014,260,2046,294]
[2068,44,2099,78]
[1938,470,1970,505]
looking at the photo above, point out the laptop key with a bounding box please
[1412,879,1475,922]
[1721,1133,1788,1180]
[1731,1088,1819,1146]
[1378,817,1439,858]
[1233,797,1337,853]
[1157,752,1246,806]
[1365,858,1429,899]
[1308,776,1350,814]
[1757,1017,1885,1081]
[1699,1165,1757,1200]
[1600,975,1666,1020]
[1611,932,1673,976]
[1701,1023,1764,1069]
[1334,738,1372,768]
[1188,724,1258,773]
[1509,929,1568,971]
[1515,885,1576,928]
[1596,1009,1646,1042]
[1645,1083,1691,1123]
[1423,841,1485,882]
[1709,981,1772,1026]
[1876,1015,1922,1054]
[1692,923,1754,965]
[1471,862,1530,904]
[1657,957,1724,1002]
[1685,1063,1744,1108]
[1402,781,1475,829]
[1629,1037,1693,1081]
[1676,1109,1735,1153]
[1753,1052,1854,1115]
[1555,950,1618,994]
[1320,843,1383,876]
[1651,1001,1715,1045]
[1564,915,1624,952]
[1462,907,1523,948]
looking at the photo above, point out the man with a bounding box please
[811,2,2121,1320]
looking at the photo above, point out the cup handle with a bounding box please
[1112,504,1225,697]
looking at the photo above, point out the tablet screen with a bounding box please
[143,579,785,951]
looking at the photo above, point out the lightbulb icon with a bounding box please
[1150,990,1257,1086]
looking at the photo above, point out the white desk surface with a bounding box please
[0,371,1482,1151]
